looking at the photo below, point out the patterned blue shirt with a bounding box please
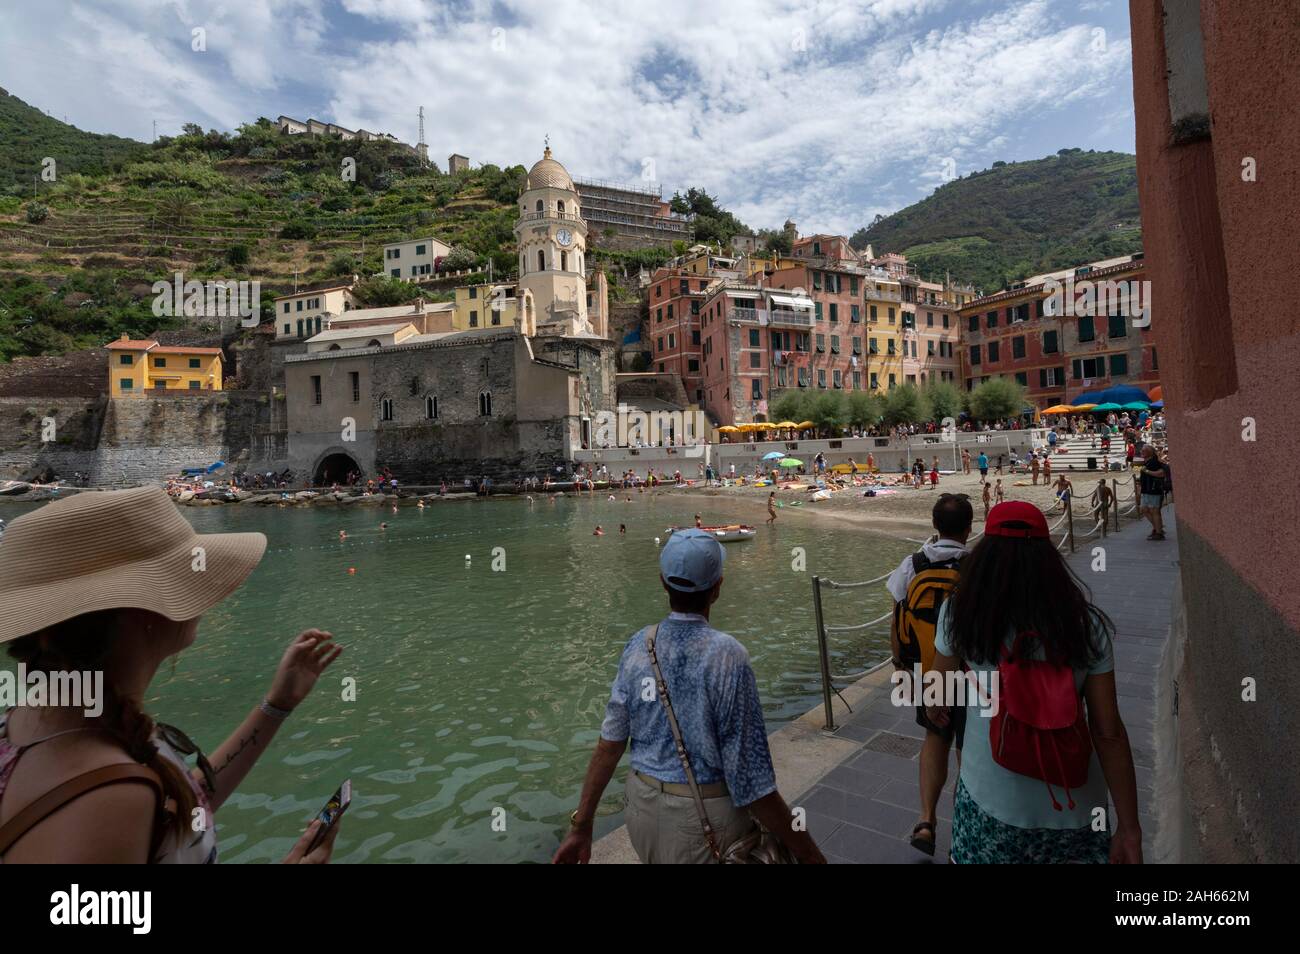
[600,613,777,807]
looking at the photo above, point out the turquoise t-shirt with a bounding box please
[934,601,1114,830]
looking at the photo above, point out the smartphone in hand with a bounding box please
[306,779,351,854]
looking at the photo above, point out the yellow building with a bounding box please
[107,336,223,397]
[864,277,905,390]
[452,283,525,331]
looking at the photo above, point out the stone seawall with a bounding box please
[0,391,271,486]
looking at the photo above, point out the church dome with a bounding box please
[525,147,574,191]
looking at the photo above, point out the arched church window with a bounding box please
[535,199,543,213]
[537,249,546,272]
[479,390,493,417]
[380,397,394,421]
[557,199,565,215]
[560,251,568,272]
[425,395,438,419]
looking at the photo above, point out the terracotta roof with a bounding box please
[151,346,223,355]
[106,339,157,351]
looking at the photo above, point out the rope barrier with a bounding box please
[819,572,892,589]
[825,610,893,633]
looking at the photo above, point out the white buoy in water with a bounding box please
[464,554,471,564]
[654,537,661,547]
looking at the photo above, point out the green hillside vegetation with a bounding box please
[851,149,1142,293]
[0,94,739,360]
[0,87,148,192]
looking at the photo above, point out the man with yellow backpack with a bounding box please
[887,493,973,857]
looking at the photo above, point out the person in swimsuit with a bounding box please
[767,492,777,525]
[0,487,343,864]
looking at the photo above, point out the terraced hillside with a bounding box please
[0,106,685,361]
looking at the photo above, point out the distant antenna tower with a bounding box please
[415,106,429,166]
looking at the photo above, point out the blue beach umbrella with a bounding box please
[761,451,784,461]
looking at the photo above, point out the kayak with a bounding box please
[666,524,756,542]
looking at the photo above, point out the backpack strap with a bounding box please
[0,764,166,861]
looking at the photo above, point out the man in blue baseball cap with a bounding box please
[554,529,825,864]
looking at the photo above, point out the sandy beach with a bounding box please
[656,465,1135,538]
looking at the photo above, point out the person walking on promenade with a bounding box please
[0,487,344,864]
[1138,445,1168,540]
[553,530,824,864]
[887,494,972,856]
[926,501,1142,864]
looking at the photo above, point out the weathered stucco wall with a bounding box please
[1130,0,1300,862]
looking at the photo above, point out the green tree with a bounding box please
[968,376,1027,422]
[24,202,48,224]
[922,380,963,422]
[809,391,847,435]
[351,276,423,307]
[769,389,811,426]
[882,383,931,425]
[846,390,884,429]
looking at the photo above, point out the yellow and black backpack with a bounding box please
[893,553,963,673]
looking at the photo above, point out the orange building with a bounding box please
[106,336,223,396]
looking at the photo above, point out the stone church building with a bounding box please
[284,148,617,484]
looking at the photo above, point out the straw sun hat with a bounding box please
[0,486,266,644]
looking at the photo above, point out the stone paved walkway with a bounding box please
[796,506,1178,863]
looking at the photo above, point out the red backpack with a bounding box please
[990,632,1092,810]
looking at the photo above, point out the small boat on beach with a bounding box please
[666,524,756,542]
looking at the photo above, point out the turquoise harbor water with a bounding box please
[2,494,912,863]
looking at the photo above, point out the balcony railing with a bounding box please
[519,210,585,224]
[769,308,815,329]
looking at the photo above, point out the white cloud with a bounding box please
[0,0,1133,234]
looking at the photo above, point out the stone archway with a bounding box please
[313,449,361,486]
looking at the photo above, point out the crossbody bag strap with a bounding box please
[0,763,166,860]
[645,623,723,861]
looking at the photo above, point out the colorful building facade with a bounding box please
[956,254,1153,409]
[107,336,224,396]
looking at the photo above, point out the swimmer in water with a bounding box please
[619,524,626,535]
[338,530,347,541]
[593,525,604,536]
[608,494,616,501]
[417,499,425,510]
[379,522,388,530]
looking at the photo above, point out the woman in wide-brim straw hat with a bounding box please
[0,486,343,864]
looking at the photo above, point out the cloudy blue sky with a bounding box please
[0,0,1135,234]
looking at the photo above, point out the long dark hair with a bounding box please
[7,610,198,842]
[943,536,1113,668]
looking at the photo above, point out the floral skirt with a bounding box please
[950,780,1110,864]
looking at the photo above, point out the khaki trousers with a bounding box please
[624,771,754,864]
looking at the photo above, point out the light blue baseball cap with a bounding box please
[660,528,726,592]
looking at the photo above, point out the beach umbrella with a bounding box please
[1151,400,1164,409]
[779,457,803,468]
[1072,403,1097,411]
[718,425,740,433]
[1042,404,1073,414]
[1121,401,1149,411]
[1149,386,1163,403]
[775,421,798,429]
[1093,402,1122,411]
[761,451,784,461]
[796,420,814,429]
